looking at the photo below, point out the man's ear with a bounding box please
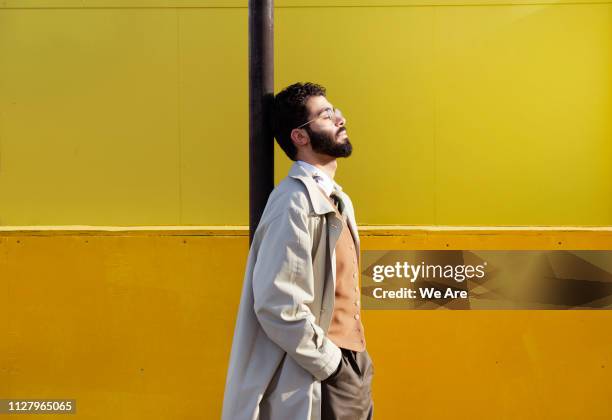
[290,128,309,148]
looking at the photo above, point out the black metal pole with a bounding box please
[248,0,274,244]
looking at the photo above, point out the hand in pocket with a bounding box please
[323,358,344,383]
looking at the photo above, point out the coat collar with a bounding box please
[288,161,343,216]
[288,161,360,256]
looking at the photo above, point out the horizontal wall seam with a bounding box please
[1,225,612,236]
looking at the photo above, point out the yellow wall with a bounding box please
[1,2,611,417]
[0,1,610,226]
[1,227,612,419]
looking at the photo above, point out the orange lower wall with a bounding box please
[1,227,611,419]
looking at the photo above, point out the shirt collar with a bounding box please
[296,160,338,197]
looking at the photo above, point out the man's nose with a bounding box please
[335,114,346,127]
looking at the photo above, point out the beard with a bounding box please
[305,126,353,158]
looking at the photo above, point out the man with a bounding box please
[222,82,373,420]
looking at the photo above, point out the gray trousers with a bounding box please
[321,348,374,420]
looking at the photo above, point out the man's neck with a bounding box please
[299,157,337,179]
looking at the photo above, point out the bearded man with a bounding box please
[222,82,374,420]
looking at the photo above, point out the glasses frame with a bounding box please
[295,108,343,129]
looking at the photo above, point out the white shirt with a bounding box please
[296,160,337,197]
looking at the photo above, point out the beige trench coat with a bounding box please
[222,162,361,420]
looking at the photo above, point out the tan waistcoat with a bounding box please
[325,193,366,352]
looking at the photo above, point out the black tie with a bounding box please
[330,193,344,215]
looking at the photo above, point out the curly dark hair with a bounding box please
[272,82,327,161]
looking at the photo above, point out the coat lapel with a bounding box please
[288,161,361,260]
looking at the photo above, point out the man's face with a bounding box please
[302,95,352,158]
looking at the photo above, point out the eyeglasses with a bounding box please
[296,108,344,129]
